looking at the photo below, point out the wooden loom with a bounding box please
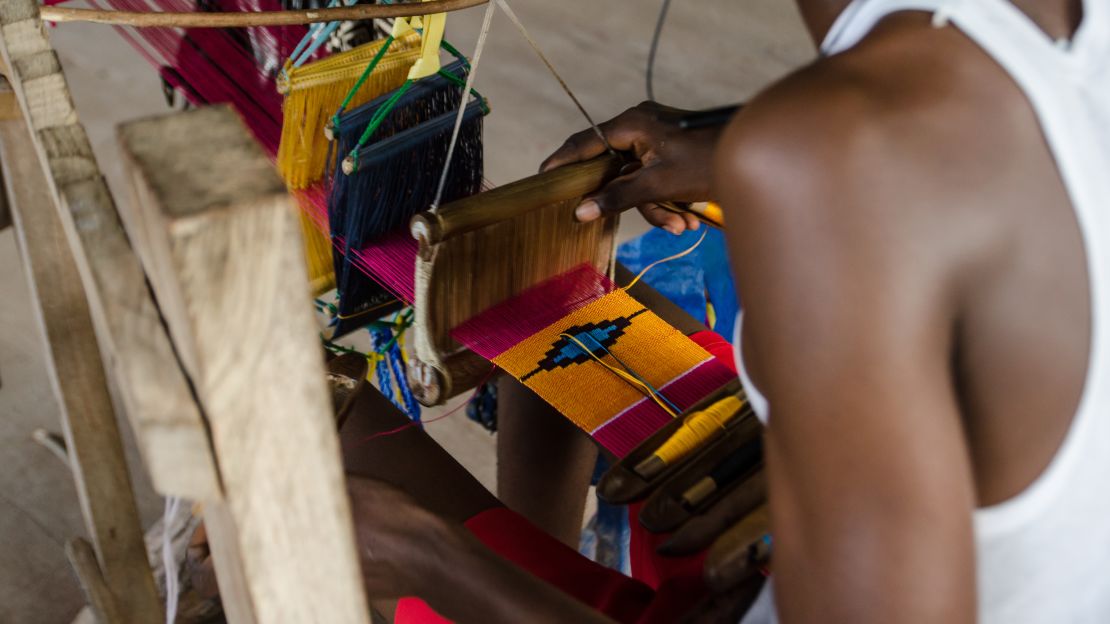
[408,154,622,405]
[0,0,723,621]
[0,1,378,620]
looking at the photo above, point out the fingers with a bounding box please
[658,468,767,556]
[575,167,669,223]
[541,126,612,173]
[639,203,692,234]
[682,211,702,232]
[540,104,654,172]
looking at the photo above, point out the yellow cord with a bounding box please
[560,333,679,418]
[653,395,743,465]
[623,228,709,292]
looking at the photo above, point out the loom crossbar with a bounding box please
[411,153,622,247]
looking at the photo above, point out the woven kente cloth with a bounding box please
[453,265,737,457]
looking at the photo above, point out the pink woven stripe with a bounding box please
[592,358,738,458]
[451,264,616,360]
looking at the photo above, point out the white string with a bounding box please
[494,0,615,155]
[430,0,498,211]
[162,496,182,624]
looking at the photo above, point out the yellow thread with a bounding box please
[277,34,420,189]
[623,228,708,292]
[560,333,679,418]
[652,395,744,465]
[298,207,335,295]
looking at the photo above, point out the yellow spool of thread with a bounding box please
[635,395,743,479]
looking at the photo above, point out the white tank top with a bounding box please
[735,1,1110,622]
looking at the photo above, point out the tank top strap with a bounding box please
[821,0,946,55]
[824,0,1108,79]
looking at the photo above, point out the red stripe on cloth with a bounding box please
[592,356,738,458]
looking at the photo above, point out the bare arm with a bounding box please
[713,73,978,623]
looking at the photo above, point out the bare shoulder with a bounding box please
[715,14,1019,290]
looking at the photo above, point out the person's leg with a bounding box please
[341,385,503,622]
[497,374,598,548]
[496,264,708,549]
[340,385,500,525]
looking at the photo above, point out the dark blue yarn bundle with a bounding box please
[327,59,487,336]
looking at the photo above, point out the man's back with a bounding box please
[717,0,1110,620]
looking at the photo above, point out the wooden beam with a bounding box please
[411,154,622,246]
[40,0,487,28]
[0,76,13,231]
[0,0,220,500]
[119,106,370,624]
[0,104,161,624]
[0,74,17,120]
[65,537,124,624]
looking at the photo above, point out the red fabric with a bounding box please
[621,329,735,622]
[395,329,738,623]
[395,507,654,623]
[689,329,738,375]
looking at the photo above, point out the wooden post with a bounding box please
[0,78,161,624]
[65,538,124,624]
[0,0,220,500]
[119,106,370,624]
[0,76,13,231]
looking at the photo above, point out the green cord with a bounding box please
[439,39,470,68]
[332,34,396,131]
[435,69,490,115]
[347,79,415,170]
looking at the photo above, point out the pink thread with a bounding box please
[354,365,497,446]
[293,186,419,302]
[451,264,616,360]
[88,0,302,155]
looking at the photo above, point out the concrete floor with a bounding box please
[0,2,811,621]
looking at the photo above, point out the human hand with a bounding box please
[540,101,724,234]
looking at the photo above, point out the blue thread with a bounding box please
[387,339,421,423]
[287,0,357,71]
[369,328,404,412]
[578,333,682,415]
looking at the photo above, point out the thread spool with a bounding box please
[634,395,743,479]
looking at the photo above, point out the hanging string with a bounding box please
[285,0,355,72]
[645,0,674,101]
[493,0,616,156]
[355,364,498,446]
[623,228,707,291]
[430,0,497,210]
[162,496,182,624]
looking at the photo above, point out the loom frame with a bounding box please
[408,154,623,405]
